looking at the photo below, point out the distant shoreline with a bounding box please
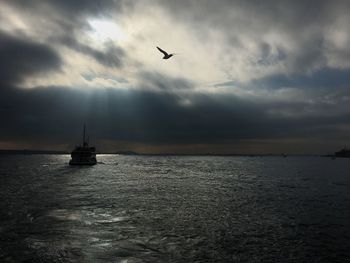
[0,150,69,155]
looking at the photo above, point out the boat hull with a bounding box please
[69,160,97,165]
[69,146,97,165]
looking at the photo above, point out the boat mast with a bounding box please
[83,123,86,146]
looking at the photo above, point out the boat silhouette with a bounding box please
[334,148,350,158]
[69,124,97,165]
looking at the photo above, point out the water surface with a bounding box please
[1,155,350,262]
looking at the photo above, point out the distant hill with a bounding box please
[115,151,139,155]
[0,150,69,155]
[113,151,318,157]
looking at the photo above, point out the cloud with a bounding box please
[153,0,350,78]
[1,0,350,153]
[139,71,195,91]
[0,31,62,87]
[1,85,350,153]
[3,0,350,88]
[9,0,127,18]
[59,36,125,68]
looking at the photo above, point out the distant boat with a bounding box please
[334,148,350,158]
[69,125,97,165]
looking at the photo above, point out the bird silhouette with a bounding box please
[157,46,176,59]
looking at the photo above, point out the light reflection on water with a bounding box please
[0,154,350,262]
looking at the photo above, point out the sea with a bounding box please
[0,154,350,262]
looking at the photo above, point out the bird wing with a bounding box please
[157,46,169,56]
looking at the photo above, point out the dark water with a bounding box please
[1,155,350,262]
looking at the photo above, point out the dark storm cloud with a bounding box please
[59,36,125,68]
[139,71,195,91]
[251,68,350,90]
[10,0,126,17]
[216,68,350,92]
[6,0,126,40]
[0,87,265,143]
[1,85,350,152]
[0,31,61,87]
[257,43,287,66]
[2,0,129,81]
[44,0,121,15]
[160,0,342,27]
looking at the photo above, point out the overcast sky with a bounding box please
[1,0,350,154]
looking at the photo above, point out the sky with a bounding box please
[1,0,350,154]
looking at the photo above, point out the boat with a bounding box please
[69,125,97,165]
[334,148,350,158]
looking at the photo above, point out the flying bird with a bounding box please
[157,46,176,59]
